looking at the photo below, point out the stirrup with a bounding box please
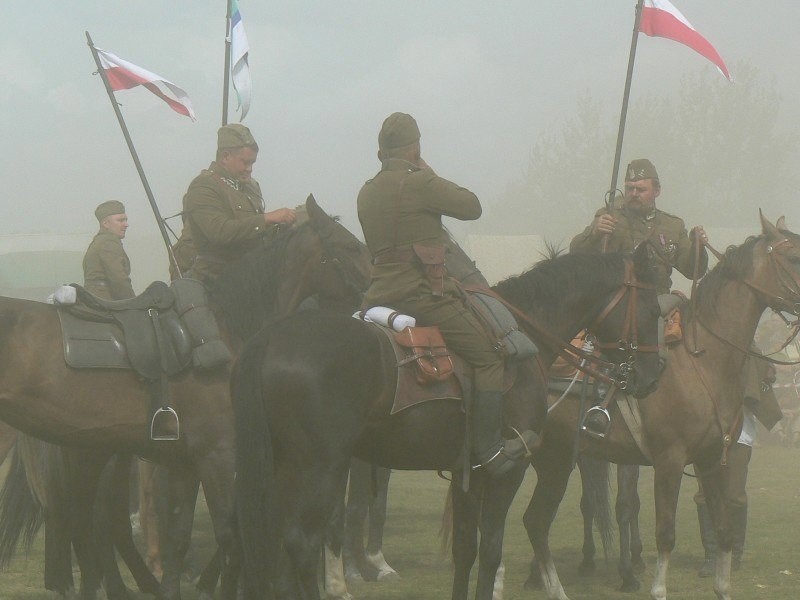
[581,406,611,439]
[150,406,180,441]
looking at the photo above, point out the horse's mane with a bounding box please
[493,252,634,319]
[692,235,762,318]
[211,223,306,340]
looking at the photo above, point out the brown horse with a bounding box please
[523,214,800,600]
[231,244,663,600]
[0,195,371,600]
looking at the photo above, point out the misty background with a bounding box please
[2,1,799,293]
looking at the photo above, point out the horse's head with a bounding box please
[588,243,662,399]
[279,195,371,314]
[749,212,800,316]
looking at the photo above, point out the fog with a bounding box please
[2,1,799,288]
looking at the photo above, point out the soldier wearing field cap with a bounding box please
[83,200,135,300]
[571,159,709,436]
[358,112,539,478]
[570,158,708,295]
[179,123,296,285]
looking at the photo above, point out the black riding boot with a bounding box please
[731,504,747,571]
[472,391,538,478]
[696,503,717,578]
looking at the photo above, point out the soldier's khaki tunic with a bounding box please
[358,158,504,391]
[83,231,135,300]
[570,204,708,294]
[182,162,276,285]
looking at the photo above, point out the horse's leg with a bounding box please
[364,465,398,580]
[92,454,134,600]
[523,448,573,600]
[649,455,684,600]
[616,464,641,592]
[325,481,352,600]
[627,466,646,574]
[473,467,526,600]
[138,459,163,580]
[577,455,597,576]
[159,465,200,600]
[342,458,373,581]
[104,455,161,597]
[449,474,479,600]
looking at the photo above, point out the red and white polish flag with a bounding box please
[96,48,196,120]
[639,0,732,81]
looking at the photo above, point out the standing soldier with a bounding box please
[357,112,538,478]
[180,123,296,285]
[83,200,135,300]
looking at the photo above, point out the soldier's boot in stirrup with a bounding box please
[472,391,538,478]
[696,503,717,578]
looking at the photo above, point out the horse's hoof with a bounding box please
[577,559,596,576]
[619,577,641,593]
[377,569,400,581]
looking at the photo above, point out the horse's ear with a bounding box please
[776,216,787,231]
[632,242,649,279]
[306,194,334,233]
[760,209,782,240]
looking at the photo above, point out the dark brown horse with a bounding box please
[231,244,663,600]
[0,195,371,600]
[523,214,800,600]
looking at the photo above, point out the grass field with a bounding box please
[1,445,798,599]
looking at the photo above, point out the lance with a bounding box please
[221,0,233,126]
[85,31,182,279]
[603,0,645,252]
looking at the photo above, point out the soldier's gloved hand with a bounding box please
[265,207,296,226]
[690,226,709,245]
[592,213,617,238]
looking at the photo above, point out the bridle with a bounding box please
[690,236,800,365]
[310,221,369,303]
[587,258,659,389]
[479,257,658,390]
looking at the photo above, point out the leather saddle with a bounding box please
[370,323,518,415]
[58,281,192,381]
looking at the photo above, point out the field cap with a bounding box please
[378,112,420,151]
[95,200,126,222]
[218,123,259,151]
[625,159,659,182]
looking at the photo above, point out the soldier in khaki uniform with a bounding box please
[570,158,708,295]
[357,112,537,478]
[180,123,296,285]
[83,200,135,300]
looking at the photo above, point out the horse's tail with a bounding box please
[580,454,614,561]
[232,329,280,599]
[0,438,44,567]
[439,482,454,554]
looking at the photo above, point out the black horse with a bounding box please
[231,244,662,600]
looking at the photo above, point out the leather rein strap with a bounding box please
[466,257,656,387]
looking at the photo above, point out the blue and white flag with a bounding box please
[230,0,251,120]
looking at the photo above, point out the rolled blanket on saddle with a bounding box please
[353,306,416,332]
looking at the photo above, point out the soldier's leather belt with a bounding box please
[372,248,416,265]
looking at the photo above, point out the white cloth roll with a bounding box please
[51,285,77,305]
[352,306,416,332]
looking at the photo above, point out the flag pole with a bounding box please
[85,31,182,278]
[222,0,232,126]
[607,0,646,209]
[602,0,645,252]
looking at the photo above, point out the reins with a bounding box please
[467,257,657,389]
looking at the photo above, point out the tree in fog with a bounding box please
[483,62,798,242]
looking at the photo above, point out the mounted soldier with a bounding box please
[357,112,538,478]
[570,158,708,435]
